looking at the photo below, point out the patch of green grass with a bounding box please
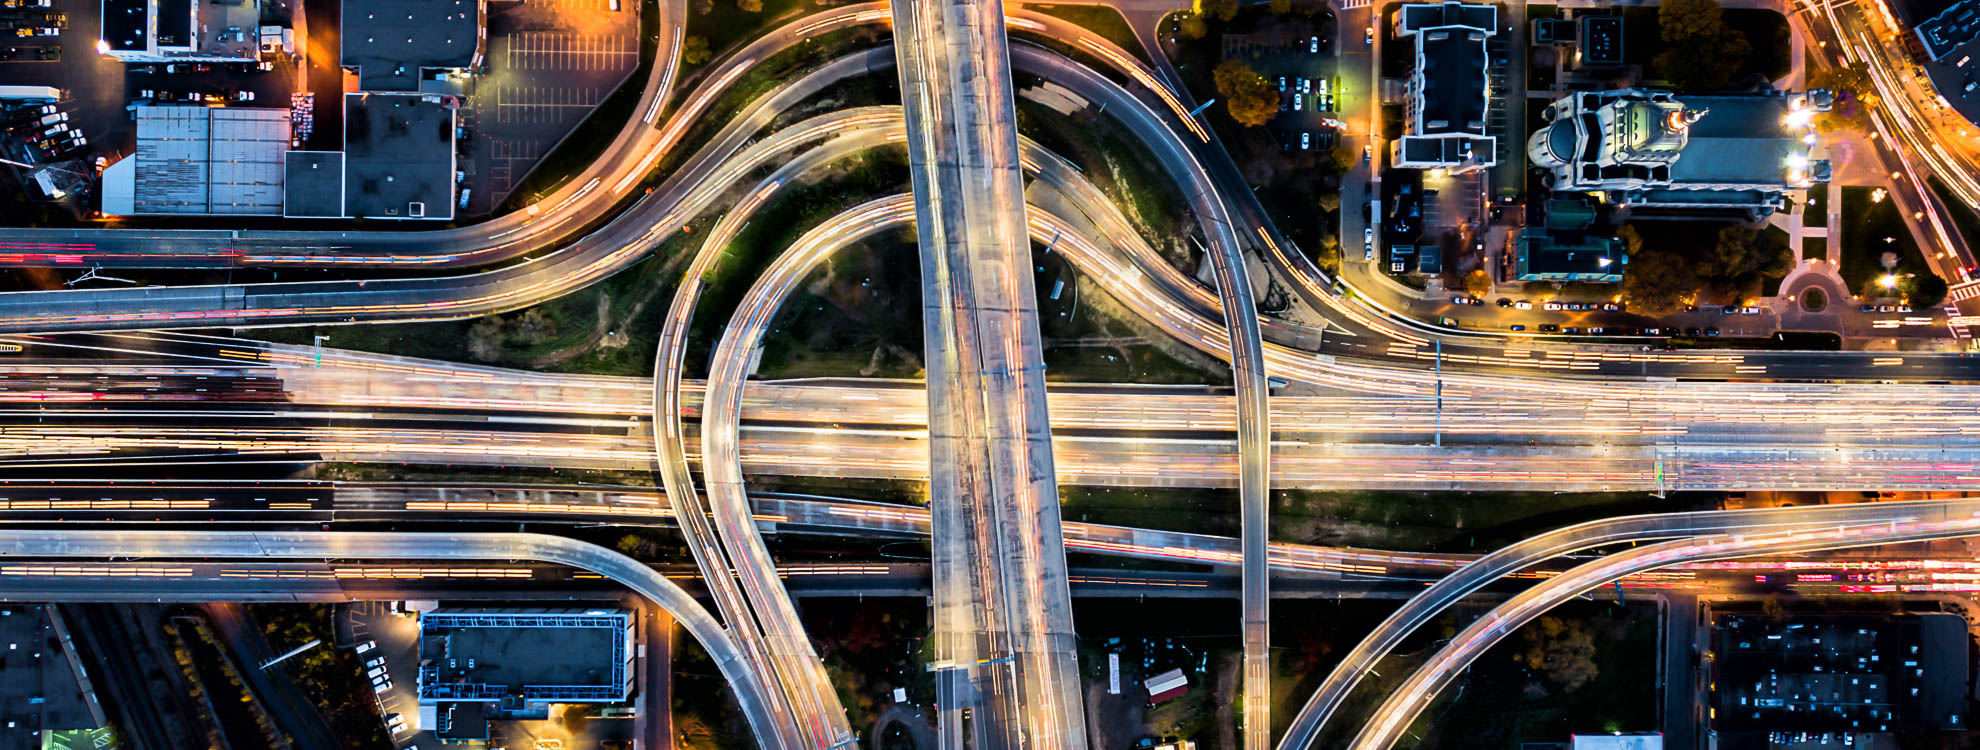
[1804,184,1829,228]
[684,147,912,374]
[1927,175,1980,253]
[1399,602,1658,749]
[1838,185,1930,297]
[1059,486,1716,552]
[1026,4,1150,63]
[1015,98,1190,258]
[1802,235,1826,262]
[688,0,809,62]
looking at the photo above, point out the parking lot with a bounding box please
[460,0,639,216]
[345,601,425,749]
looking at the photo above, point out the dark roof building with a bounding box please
[343,93,458,221]
[1710,613,1968,750]
[415,608,635,707]
[1394,2,1498,172]
[1917,0,1980,60]
[282,151,347,218]
[341,0,485,92]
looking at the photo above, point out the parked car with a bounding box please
[1514,300,1532,310]
[1496,298,1512,307]
[1509,324,1526,331]
[1539,323,1560,332]
[1543,301,1561,310]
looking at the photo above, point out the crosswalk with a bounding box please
[1339,0,1370,8]
[1950,280,1980,302]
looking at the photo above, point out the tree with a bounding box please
[1213,59,1280,127]
[1268,0,1293,13]
[466,316,506,362]
[1807,62,1877,131]
[1317,192,1342,213]
[1316,233,1341,269]
[1518,616,1600,691]
[1175,11,1209,39]
[736,0,762,11]
[682,35,712,66]
[1653,0,1750,90]
[1622,248,1699,315]
[1906,273,1949,307]
[1194,0,1238,23]
[1464,268,1492,297]
[1700,224,1792,285]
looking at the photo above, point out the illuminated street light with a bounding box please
[1880,274,1899,289]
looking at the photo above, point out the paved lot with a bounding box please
[461,0,638,216]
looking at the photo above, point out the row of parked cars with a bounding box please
[5,101,85,162]
[1508,323,1720,336]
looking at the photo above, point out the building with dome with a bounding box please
[1526,88,1830,218]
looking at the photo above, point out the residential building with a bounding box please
[1515,195,1626,282]
[1393,2,1498,172]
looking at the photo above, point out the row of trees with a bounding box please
[1654,0,1752,90]
[1619,223,1793,315]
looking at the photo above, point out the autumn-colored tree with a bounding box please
[1269,0,1293,13]
[1518,616,1600,691]
[1464,268,1492,297]
[1807,62,1877,131]
[1213,59,1280,127]
[1622,248,1699,315]
[1194,0,1238,22]
[682,35,711,65]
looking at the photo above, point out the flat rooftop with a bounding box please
[343,93,456,220]
[342,0,483,91]
[416,609,632,704]
[1918,0,1980,60]
[130,106,290,215]
[283,151,346,218]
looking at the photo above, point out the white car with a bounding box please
[1514,300,1532,310]
[1300,132,1311,150]
[1309,35,1320,53]
[355,640,376,654]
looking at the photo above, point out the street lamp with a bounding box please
[1879,274,1899,289]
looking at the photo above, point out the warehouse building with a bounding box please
[342,93,458,220]
[100,106,290,215]
[415,608,635,738]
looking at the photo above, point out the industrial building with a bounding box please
[415,608,635,738]
[98,0,264,62]
[1392,2,1498,173]
[100,106,291,215]
[1527,88,1830,218]
[342,93,458,220]
[341,0,486,92]
[1709,613,1968,750]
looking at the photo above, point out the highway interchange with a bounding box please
[4,0,1980,749]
